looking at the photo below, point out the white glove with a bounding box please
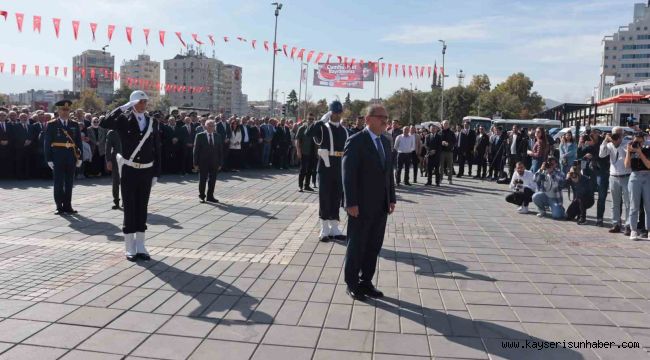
[151,177,158,187]
[119,100,140,112]
[47,162,54,170]
[76,160,82,168]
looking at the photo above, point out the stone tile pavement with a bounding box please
[0,169,650,359]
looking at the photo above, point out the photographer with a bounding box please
[532,157,566,219]
[578,130,610,226]
[506,161,537,214]
[599,127,631,234]
[565,165,594,225]
[624,131,650,240]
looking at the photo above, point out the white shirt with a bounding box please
[134,112,146,132]
[394,134,415,153]
[367,126,385,154]
[242,125,249,142]
[599,141,631,176]
[207,132,215,145]
[511,134,517,154]
[509,170,537,192]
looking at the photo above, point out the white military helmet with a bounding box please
[129,90,149,102]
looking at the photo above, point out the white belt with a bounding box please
[124,160,154,169]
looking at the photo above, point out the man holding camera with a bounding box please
[532,157,566,219]
[506,161,536,214]
[600,127,631,234]
[624,131,650,240]
[565,165,594,225]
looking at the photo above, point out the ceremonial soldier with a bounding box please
[44,100,83,215]
[101,91,161,262]
[307,100,349,242]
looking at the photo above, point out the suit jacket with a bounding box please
[105,129,122,164]
[343,129,396,217]
[11,122,32,149]
[458,129,476,153]
[88,126,107,156]
[216,121,232,140]
[44,119,83,163]
[474,133,490,155]
[193,132,224,169]
[272,125,291,148]
[425,132,442,159]
[248,125,261,145]
[175,124,195,146]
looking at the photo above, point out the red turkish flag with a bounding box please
[72,20,80,40]
[427,66,431,78]
[263,41,269,51]
[63,66,68,77]
[159,30,166,46]
[290,47,297,59]
[382,63,386,76]
[11,64,16,75]
[440,67,444,76]
[143,28,150,45]
[325,54,332,65]
[314,52,323,64]
[273,42,278,51]
[306,50,315,63]
[21,64,27,75]
[297,49,305,61]
[208,35,215,45]
[402,65,406,77]
[15,13,24,32]
[54,66,59,76]
[175,32,187,48]
[35,65,40,76]
[408,65,413,78]
[237,36,246,42]
[80,68,86,79]
[0,63,4,73]
[192,34,203,45]
[282,44,288,57]
[0,11,7,21]
[126,27,133,44]
[45,66,49,76]
[420,66,425,78]
[33,15,41,33]
[223,36,229,42]
[415,66,419,79]
[90,23,97,40]
[251,39,256,49]
[394,64,399,77]
[107,24,115,41]
[52,18,61,38]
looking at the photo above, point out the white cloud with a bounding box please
[381,22,491,44]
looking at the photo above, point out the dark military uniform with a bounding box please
[105,129,122,208]
[44,117,82,214]
[308,109,349,241]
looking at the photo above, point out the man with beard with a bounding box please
[101,91,161,262]
[308,100,349,242]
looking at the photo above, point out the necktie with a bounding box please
[209,134,213,146]
[375,137,386,168]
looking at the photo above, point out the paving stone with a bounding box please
[0,344,66,360]
[251,344,313,360]
[12,302,79,322]
[189,339,257,360]
[157,316,215,338]
[131,334,202,360]
[107,311,170,333]
[374,332,430,357]
[59,306,123,327]
[24,323,98,348]
[59,350,124,360]
[262,324,321,348]
[318,328,373,352]
[0,319,49,343]
[78,329,148,355]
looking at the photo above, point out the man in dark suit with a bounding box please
[30,112,49,179]
[160,116,178,174]
[272,118,291,170]
[216,115,232,170]
[0,110,12,179]
[457,119,476,178]
[12,113,33,179]
[175,116,195,175]
[105,129,122,209]
[248,118,262,168]
[193,120,224,203]
[424,124,443,186]
[474,126,491,179]
[240,116,252,169]
[342,104,396,301]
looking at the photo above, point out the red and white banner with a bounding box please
[159,30,165,46]
[15,13,24,32]
[175,32,186,48]
[72,20,80,40]
[33,15,41,33]
[107,24,115,41]
[312,63,375,89]
[143,28,150,45]
[90,22,97,40]
[126,26,133,44]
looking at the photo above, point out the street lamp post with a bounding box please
[438,40,447,121]
[409,83,413,125]
[376,56,384,100]
[270,2,283,117]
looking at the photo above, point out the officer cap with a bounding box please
[189,111,197,117]
[329,100,343,114]
[55,100,73,107]
[0,107,8,112]
[129,90,149,102]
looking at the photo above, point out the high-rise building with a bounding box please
[72,50,115,103]
[120,54,161,101]
[218,64,248,116]
[163,49,222,111]
[599,2,650,100]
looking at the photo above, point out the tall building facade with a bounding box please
[218,64,248,115]
[120,54,161,100]
[72,50,115,103]
[163,49,222,111]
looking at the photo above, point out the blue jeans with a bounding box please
[628,171,650,232]
[262,142,271,166]
[610,175,630,226]
[532,192,566,219]
[531,159,542,173]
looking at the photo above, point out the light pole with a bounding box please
[376,56,383,100]
[438,39,446,121]
[303,62,309,120]
[270,2,283,117]
[409,83,413,125]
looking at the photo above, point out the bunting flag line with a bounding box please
[35,65,39,76]
[0,63,4,73]
[33,15,41,33]
[54,66,58,76]
[52,18,61,38]
[143,28,150,45]
[192,34,203,45]
[297,48,305,61]
[72,20,80,40]
[325,54,331,65]
[175,32,186,48]
[263,41,269,51]
[409,65,413,78]
[90,22,97,41]
[21,64,27,75]
[125,26,132,44]
[15,13,24,32]
[306,50,314,63]
[45,65,49,76]
[388,63,392,77]
[314,52,323,65]
[208,34,215,45]
[381,63,386,76]
[0,10,7,21]
[11,64,16,75]
[63,66,67,77]
[223,36,229,42]
[282,44,288,57]
[290,47,297,59]
[251,39,256,49]
[159,30,165,46]
[107,24,115,41]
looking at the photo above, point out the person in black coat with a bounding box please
[247,119,262,168]
[193,120,224,203]
[474,126,491,179]
[456,120,476,178]
[489,127,507,180]
[0,110,12,179]
[160,116,178,174]
[425,125,443,186]
[105,129,122,209]
[175,116,195,175]
[30,113,49,179]
[342,104,396,301]
[100,91,161,262]
[12,113,33,179]
[272,119,291,170]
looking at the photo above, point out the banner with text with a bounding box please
[312,63,373,89]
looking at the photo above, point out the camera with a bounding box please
[633,141,640,149]
[573,159,581,167]
[611,133,621,142]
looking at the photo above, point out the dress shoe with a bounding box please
[609,224,621,233]
[54,209,65,215]
[405,182,412,186]
[346,287,367,301]
[332,235,346,241]
[319,236,330,243]
[111,204,120,210]
[596,219,604,227]
[125,254,137,262]
[64,209,78,214]
[298,188,304,192]
[137,253,151,261]
[425,182,432,186]
[360,283,384,298]
[206,197,219,203]
[304,186,314,192]
[199,198,206,203]
[577,218,587,225]
[624,225,632,236]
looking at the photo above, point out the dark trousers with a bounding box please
[508,154,521,178]
[299,152,315,189]
[121,166,153,234]
[490,154,504,179]
[566,196,595,221]
[475,153,487,178]
[318,160,343,220]
[53,155,75,211]
[596,173,609,220]
[458,150,472,176]
[344,212,388,289]
[15,148,29,179]
[396,153,411,184]
[505,188,534,207]
[274,146,289,169]
[198,165,218,199]
[111,159,120,205]
[228,149,242,170]
[181,145,193,174]
[411,151,419,182]
[426,156,441,185]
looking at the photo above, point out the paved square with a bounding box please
[1,169,650,359]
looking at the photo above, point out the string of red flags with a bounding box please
[0,8,439,81]
[0,61,209,94]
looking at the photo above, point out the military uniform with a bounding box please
[100,91,161,261]
[44,100,82,214]
[307,101,349,241]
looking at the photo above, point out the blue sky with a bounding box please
[0,0,638,103]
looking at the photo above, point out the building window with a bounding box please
[613,55,617,59]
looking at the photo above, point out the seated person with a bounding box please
[505,161,537,214]
[565,165,594,225]
[532,157,566,219]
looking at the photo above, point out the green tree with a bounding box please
[468,74,491,92]
[286,90,299,116]
[383,88,425,125]
[151,95,172,113]
[494,73,545,118]
[349,100,369,119]
[344,93,352,109]
[72,90,105,113]
[107,86,133,110]
[444,86,479,125]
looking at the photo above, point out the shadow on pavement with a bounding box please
[380,248,496,281]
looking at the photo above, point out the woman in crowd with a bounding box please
[528,127,549,173]
[565,165,594,225]
[624,132,650,240]
[228,118,243,171]
[559,132,577,175]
